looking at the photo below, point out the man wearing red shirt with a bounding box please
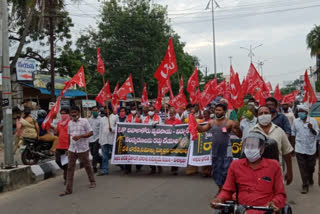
[166,107,182,175]
[55,108,71,185]
[211,132,286,214]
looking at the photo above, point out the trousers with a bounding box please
[296,152,316,186]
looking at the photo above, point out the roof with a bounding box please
[21,83,86,97]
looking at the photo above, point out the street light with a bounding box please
[240,44,263,63]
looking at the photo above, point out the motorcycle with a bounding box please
[21,138,54,165]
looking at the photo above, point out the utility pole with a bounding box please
[240,44,263,63]
[205,66,208,82]
[49,0,56,102]
[206,0,220,76]
[256,60,267,78]
[1,0,14,168]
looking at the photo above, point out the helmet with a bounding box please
[243,132,267,148]
[37,109,47,118]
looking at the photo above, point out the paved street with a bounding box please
[0,158,319,214]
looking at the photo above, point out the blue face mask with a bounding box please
[298,112,307,120]
[271,109,277,114]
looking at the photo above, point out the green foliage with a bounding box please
[280,79,301,95]
[316,80,320,92]
[306,25,320,57]
[58,0,199,96]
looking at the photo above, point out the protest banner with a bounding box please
[111,123,190,167]
[188,133,243,166]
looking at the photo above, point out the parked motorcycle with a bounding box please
[21,138,53,165]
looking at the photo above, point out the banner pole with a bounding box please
[84,85,90,118]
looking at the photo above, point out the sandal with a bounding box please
[89,182,96,188]
[59,191,72,197]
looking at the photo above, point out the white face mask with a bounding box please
[258,114,271,126]
[244,148,261,163]
[210,114,214,118]
[131,110,137,115]
[148,111,154,116]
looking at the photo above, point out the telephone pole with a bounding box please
[206,0,220,76]
[228,56,233,66]
[1,0,14,168]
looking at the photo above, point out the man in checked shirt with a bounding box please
[60,106,96,196]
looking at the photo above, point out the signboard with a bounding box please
[16,58,37,81]
[61,99,71,107]
[112,123,190,167]
[33,74,76,89]
[82,100,96,108]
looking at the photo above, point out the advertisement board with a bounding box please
[16,58,37,81]
[33,74,76,89]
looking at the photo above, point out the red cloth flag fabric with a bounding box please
[187,67,199,94]
[111,82,120,113]
[199,78,217,108]
[302,70,317,104]
[60,66,86,96]
[95,80,112,107]
[97,48,106,75]
[169,92,188,110]
[224,82,234,110]
[154,95,162,111]
[179,76,184,94]
[245,63,264,95]
[141,83,149,107]
[273,84,283,101]
[42,97,61,130]
[158,78,174,99]
[266,82,273,91]
[215,80,226,96]
[230,66,243,109]
[281,90,299,104]
[118,74,135,100]
[188,113,198,141]
[154,38,178,81]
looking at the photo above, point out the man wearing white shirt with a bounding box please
[291,105,319,194]
[98,106,119,175]
[88,106,102,173]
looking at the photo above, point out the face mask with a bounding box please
[216,113,225,119]
[271,109,277,114]
[61,114,70,121]
[120,112,126,118]
[244,148,261,163]
[258,114,271,126]
[71,115,79,121]
[298,112,307,120]
[210,114,214,118]
[148,111,154,116]
[92,111,98,117]
[131,110,137,115]
[248,102,255,106]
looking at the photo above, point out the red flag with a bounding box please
[154,95,162,111]
[158,78,174,99]
[111,82,120,113]
[179,76,184,94]
[154,38,178,81]
[266,82,273,91]
[141,83,149,107]
[273,84,283,101]
[169,92,188,110]
[97,48,106,75]
[302,70,317,104]
[224,82,234,110]
[199,78,217,108]
[42,97,61,130]
[241,77,248,95]
[118,74,135,100]
[187,67,199,94]
[95,80,112,107]
[215,80,226,96]
[281,90,299,104]
[188,113,198,141]
[245,63,264,95]
[60,66,86,96]
[230,66,244,109]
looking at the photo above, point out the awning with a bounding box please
[21,83,86,97]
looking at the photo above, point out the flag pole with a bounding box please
[102,75,112,127]
[84,85,90,118]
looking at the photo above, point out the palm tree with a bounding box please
[306,25,320,70]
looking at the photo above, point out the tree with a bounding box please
[9,0,74,101]
[58,0,199,98]
[306,25,320,71]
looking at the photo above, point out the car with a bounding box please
[309,101,320,127]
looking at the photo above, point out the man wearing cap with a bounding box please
[210,132,286,212]
[291,105,319,194]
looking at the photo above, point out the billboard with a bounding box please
[33,74,76,89]
[16,58,37,81]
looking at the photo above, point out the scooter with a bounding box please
[21,138,53,165]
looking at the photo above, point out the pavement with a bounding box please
[0,157,319,214]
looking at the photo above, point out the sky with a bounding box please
[66,0,320,88]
